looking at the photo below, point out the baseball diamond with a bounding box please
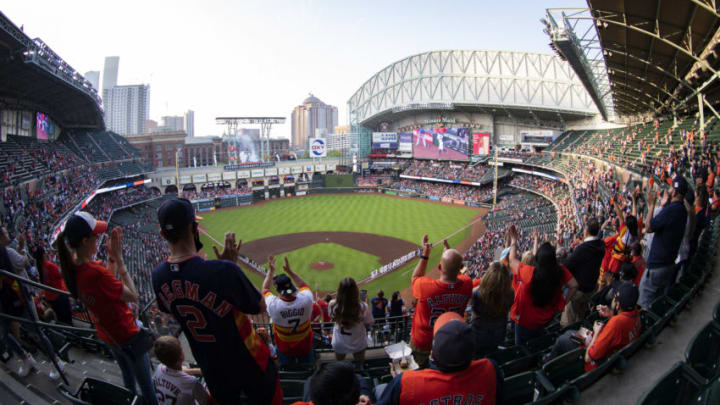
[195,194,484,298]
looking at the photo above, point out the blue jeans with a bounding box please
[638,264,675,309]
[108,345,159,405]
[514,321,545,346]
[277,350,315,366]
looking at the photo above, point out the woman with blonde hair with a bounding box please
[328,277,374,362]
[470,262,513,357]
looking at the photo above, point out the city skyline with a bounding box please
[3,0,587,140]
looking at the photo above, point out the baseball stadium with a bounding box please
[1,1,720,405]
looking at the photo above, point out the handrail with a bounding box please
[0,312,96,334]
[0,268,71,297]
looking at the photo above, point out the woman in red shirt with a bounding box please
[507,226,578,345]
[56,212,158,405]
[33,246,72,325]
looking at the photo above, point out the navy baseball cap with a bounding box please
[614,282,639,311]
[431,312,474,371]
[273,274,297,296]
[673,175,689,196]
[158,198,196,234]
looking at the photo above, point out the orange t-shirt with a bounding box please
[510,263,573,330]
[586,310,640,371]
[74,261,138,345]
[411,275,473,351]
[42,261,68,301]
[398,359,497,405]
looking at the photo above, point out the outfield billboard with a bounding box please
[372,132,398,149]
[309,138,327,157]
[412,128,469,161]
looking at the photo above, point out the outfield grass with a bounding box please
[199,194,478,295]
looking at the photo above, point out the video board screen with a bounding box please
[412,127,469,161]
[36,112,52,140]
[472,132,491,155]
[372,132,398,149]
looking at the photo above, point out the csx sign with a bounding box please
[309,138,327,157]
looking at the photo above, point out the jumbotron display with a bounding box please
[412,127,469,161]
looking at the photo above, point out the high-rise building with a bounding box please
[103,84,150,136]
[185,110,195,137]
[102,56,119,91]
[84,71,100,91]
[290,94,338,149]
[161,116,184,132]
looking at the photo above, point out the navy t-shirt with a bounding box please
[647,201,687,268]
[371,297,388,319]
[152,257,273,403]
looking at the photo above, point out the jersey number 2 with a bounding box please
[177,305,216,343]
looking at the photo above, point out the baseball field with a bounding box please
[197,194,484,299]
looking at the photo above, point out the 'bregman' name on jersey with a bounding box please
[158,280,233,318]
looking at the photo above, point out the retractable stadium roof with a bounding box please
[545,1,720,120]
[0,11,104,129]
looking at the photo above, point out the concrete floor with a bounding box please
[581,251,720,405]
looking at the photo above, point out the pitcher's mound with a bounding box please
[311,261,334,271]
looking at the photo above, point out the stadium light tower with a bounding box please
[215,117,286,163]
[175,146,183,198]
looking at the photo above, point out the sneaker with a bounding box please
[48,359,66,380]
[17,354,37,377]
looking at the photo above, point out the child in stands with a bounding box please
[152,335,214,405]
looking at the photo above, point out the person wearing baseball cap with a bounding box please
[545,281,640,372]
[261,256,315,366]
[376,312,501,405]
[152,198,282,405]
[639,175,688,308]
[56,212,159,405]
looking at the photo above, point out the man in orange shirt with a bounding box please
[376,312,501,405]
[545,282,640,371]
[410,236,473,368]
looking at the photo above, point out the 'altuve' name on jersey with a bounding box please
[426,293,468,307]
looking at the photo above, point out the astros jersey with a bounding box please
[153,257,280,405]
[411,275,473,351]
[263,286,314,356]
[152,364,211,405]
[586,309,640,371]
[377,359,500,405]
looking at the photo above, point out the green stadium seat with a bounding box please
[684,321,720,383]
[281,379,306,404]
[648,295,678,329]
[636,362,706,405]
[58,377,142,405]
[486,345,537,377]
[667,283,692,311]
[501,371,573,405]
[540,347,585,390]
[44,328,72,363]
[525,333,558,355]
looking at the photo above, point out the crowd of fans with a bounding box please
[180,186,251,200]
[402,159,487,182]
[391,179,494,203]
[2,116,720,404]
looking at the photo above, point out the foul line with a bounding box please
[198,227,224,247]
[399,214,486,276]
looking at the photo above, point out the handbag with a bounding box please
[121,327,155,358]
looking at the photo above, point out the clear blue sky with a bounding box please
[3,0,587,139]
